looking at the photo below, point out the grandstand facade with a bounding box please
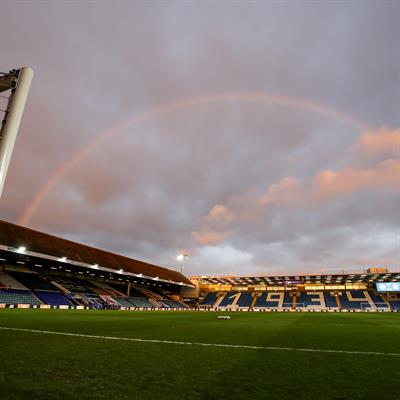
[193,271,400,312]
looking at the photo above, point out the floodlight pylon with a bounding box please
[0,67,33,196]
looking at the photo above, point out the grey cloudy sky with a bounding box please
[0,0,399,276]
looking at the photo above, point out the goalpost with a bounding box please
[0,67,33,196]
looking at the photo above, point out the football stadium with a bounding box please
[1,3,400,400]
[1,219,400,399]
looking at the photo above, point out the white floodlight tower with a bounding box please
[177,254,188,273]
[0,67,33,197]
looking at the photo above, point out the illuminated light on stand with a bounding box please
[16,246,26,254]
[177,254,188,274]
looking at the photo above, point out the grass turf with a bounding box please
[1,310,400,400]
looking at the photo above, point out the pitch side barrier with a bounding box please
[0,304,192,311]
[0,304,396,312]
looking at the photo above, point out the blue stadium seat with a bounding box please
[35,291,72,306]
[255,291,292,308]
[295,292,325,309]
[218,292,238,307]
[237,292,252,307]
[202,292,218,306]
[324,292,338,308]
[0,289,41,305]
[387,299,400,310]
[340,290,373,310]
[368,291,389,308]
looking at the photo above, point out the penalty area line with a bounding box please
[0,326,399,357]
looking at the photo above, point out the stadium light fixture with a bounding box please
[16,246,26,254]
[177,254,188,262]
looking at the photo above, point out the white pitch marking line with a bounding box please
[1,326,399,357]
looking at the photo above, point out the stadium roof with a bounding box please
[193,273,400,285]
[0,219,193,287]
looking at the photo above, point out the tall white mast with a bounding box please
[0,67,33,196]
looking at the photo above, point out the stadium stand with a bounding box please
[0,219,191,286]
[324,292,338,309]
[35,291,72,306]
[0,271,28,290]
[128,297,153,308]
[386,295,400,310]
[0,289,41,305]
[218,291,238,307]
[236,292,253,308]
[50,276,95,294]
[368,291,389,309]
[201,292,218,306]
[340,290,375,310]
[255,291,293,309]
[113,297,134,308]
[163,300,186,308]
[7,270,59,291]
[1,220,400,312]
[295,292,326,309]
[389,300,400,310]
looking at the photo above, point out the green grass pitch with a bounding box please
[1,309,400,400]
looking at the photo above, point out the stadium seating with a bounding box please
[236,292,253,307]
[388,300,400,310]
[35,291,72,306]
[50,276,95,294]
[202,292,218,306]
[255,291,292,309]
[0,289,42,305]
[0,271,29,290]
[340,290,375,310]
[324,292,338,308]
[99,295,121,306]
[113,297,134,308]
[163,300,185,308]
[7,271,59,291]
[218,291,238,307]
[386,295,400,310]
[368,291,389,309]
[128,297,153,308]
[295,292,326,309]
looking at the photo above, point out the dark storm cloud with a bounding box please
[0,0,399,275]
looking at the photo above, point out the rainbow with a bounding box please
[18,92,371,226]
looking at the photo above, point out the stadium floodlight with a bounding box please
[177,254,188,262]
[177,254,188,273]
[0,67,33,197]
[16,246,26,254]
